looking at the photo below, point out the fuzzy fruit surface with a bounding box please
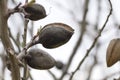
[24,48,55,69]
[39,23,74,48]
[24,3,46,20]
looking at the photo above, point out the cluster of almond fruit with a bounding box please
[14,0,74,70]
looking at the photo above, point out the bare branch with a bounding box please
[69,0,113,79]
[7,48,20,80]
[28,21,34,38]
[0,0,14,50]
[102,71,120,80]
[22,20,29,47]
[48,70,58,80]
[59,0,90,79]
[8,3,22,18]
[22,19,29,80]
[87,0,101,79]
[28,69,34,80]
[0,0,21,80]
[8,28,21,52]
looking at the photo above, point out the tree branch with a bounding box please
[0,0,13,49]
[0,0,20,80]
[59,0,90,79]
[22,19,29,80]
[8,28,21,52]
[48,70,58,80]
[69,0,112,79]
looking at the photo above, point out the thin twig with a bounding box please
[102,71,120,80]
[23,20,29,47]
[8,28,21,52]
[48,70,58,80]
[86,44,99,80]
[59,0,90,79]
[29,21,34,38]
[28,70,34,80]
[8,3,22,18]
[22,19,29,80]
[69,0,112,79]
[87,0,101,79]
[17,33,39,60]
[10,0,24,20]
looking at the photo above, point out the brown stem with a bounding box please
[22,19,29,80]
[69,0,112,79]
[0,0,20,80]
[48,70,58,80]
[59,0,89,79]
[0,0,13,49]
[8,28,21,52]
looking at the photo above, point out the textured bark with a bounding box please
[0,0,13,49]
[0,0,20,80]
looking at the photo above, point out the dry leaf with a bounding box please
[106,38,120,67]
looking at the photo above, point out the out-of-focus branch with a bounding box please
[102,71,120,80]
[0,52,6,80]
[7,48,20,80]
[22,19,29,80]
[28,21,34,38]
[8,28,21,52]
[48,70,58,80]
[86,44,100,80]
[69,0,112,79]
[17,31,40,60]
[59,0,89,80]
[23,20,29,47]
[8,3,22,18]
[27,69,34,80]
[0,0,13,49]
[0,0,20,80]
[10,0,24,20]
[87,0,101,79]
[94,0,101,30]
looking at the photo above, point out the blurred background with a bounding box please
[0,0,120,80]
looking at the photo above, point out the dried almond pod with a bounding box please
[24,48,55,69]
[106,38,120,67]
[23,3,46,21]
[38,23,74,48]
